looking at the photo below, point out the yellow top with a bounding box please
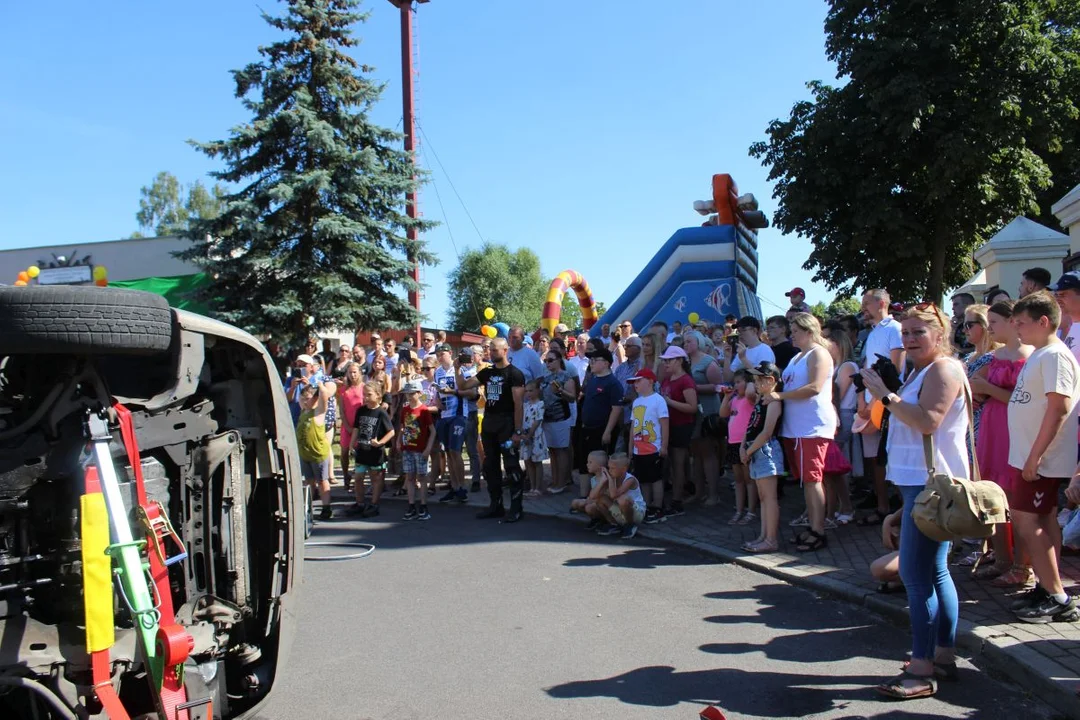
[296,410,330,462]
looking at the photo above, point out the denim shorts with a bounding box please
[402,450,429,476]
[300,457,331,481]
[749,438,785,480]
[436,416,467,452]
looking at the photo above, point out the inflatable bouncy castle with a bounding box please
[594,173,767,331]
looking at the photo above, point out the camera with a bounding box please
[854,354,903,394]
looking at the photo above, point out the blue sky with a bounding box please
[0,0,840,327]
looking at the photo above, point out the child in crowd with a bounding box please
[396,380,436,521]
[348,380,395,518]
[1007,292,1080,622]
[296,378,338,520]
[522,379,548,497]
[599,453,647,539]
[870,510,903,594]
[720,370,757,525]
[741,362,785,553]
[572,450,611,529]
[629,369,669,524]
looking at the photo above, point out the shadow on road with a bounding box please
[544,664,975,717]
[563,546,720,570]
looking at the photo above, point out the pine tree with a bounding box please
[180,0,435,340]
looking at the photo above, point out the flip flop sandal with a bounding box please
[738,512,757,526]
[788,512,809,527]
[876,670,938,700]
[902,660,959,682]
[791,529,814,545]
[744,541,779,554]
[857,510,886,526]
[796,530,827,553]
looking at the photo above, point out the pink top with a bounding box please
[728,396,754,443]
[339,385,366,434]
[976,356,1025,486]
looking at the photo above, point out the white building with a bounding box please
[0,235,200,286]
[955,216,1070,301]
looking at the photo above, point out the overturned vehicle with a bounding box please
[0,286,304,719]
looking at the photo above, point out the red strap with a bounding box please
[113,403,190,716]
[92,651,132,720]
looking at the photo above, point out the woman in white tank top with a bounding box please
[762,313,835,552]
[861,304,967,700]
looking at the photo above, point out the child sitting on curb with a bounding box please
[599,453,648,540]
[573,450,611,530]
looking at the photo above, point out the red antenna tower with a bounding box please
[388,0,430,341]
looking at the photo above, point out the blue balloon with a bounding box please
[493,322,510,338]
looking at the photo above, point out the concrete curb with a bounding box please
[526,502,1080,718]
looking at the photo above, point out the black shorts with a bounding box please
[632,454,663,484]
[725,442,743,467]
[576,426,614,474]
[669,423,693,449]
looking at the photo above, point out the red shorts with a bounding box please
[1006,466,1064,516]
[782,437,830,484]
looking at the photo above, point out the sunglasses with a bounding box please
[963,320,982,329]
[545,358,559,363]
[913,301,949,325]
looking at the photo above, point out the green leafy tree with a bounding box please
[826,295,861,318]
[178,0,434,341]
[809,301,828,322]
[446,243,547,332]
[750,1,1080,302]
[133,171,227,238]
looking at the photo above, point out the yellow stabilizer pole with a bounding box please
[81,492,115,652]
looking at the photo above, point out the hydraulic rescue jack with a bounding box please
[82,405,213,720]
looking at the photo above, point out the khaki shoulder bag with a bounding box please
[911,378,1009,542]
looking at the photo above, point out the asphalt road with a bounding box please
[258,503,1058,720]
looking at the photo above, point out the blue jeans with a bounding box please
[898,484,958,660]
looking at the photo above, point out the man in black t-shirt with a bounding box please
[457,338,527,521]
[765,316,798,371]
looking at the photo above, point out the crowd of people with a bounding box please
[284,274,1080,701]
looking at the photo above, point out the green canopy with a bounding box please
[108,273,212,315]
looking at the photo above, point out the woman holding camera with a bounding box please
[862,304,966,700]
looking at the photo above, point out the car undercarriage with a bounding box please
[0,286,303,719]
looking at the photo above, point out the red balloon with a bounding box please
[95,278,108,287]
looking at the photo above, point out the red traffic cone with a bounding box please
[699,707,727,720]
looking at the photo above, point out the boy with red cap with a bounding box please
[629,368,669,524]
[786,287,812,314]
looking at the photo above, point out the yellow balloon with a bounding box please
[92,266,108,281]
[484,307,495,320]
[485,326,497,338]
[27,266,40,279]
[688,312,700,324]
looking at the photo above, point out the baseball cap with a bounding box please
[586,348,614,364]
[401,379,425,394]
[785,287,806,298]
[623,335,643,348]
[524,335,534,346]
[458,346,475,358]
[553,323,569,334]
[435,343,452,354]
[660,346,688,360]
[1050,272,1080,293]
[296,353,316,365]
[747,361,782,380]
[628,368,657,383]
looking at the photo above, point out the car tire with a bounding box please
[0,286,174,355]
